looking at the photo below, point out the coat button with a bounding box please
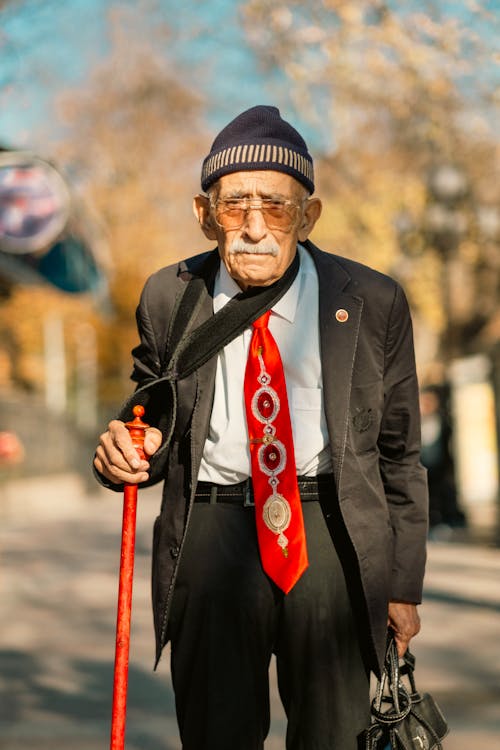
[170,546,180,559]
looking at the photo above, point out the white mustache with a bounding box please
[229,240,279,257]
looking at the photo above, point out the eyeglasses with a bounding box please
[210,197,305,231]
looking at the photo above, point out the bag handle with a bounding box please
[370,636,412,725]
[400,648,418,695]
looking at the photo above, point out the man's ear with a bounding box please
[193,194,217,240]
[297,197,322,242]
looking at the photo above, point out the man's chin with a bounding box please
[225,254,283,289]
[232,268,276,289]
[236,274,278,290]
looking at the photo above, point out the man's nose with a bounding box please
[242,206,268,241]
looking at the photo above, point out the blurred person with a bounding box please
[420,385,466,538]
[94,106,428,750]
[0,430,24,466]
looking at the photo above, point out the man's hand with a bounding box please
[94,419,163,485]
[388,601,421,657]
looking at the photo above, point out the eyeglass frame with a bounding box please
[208,195,309,232]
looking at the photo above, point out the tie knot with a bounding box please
[253,310,271,330]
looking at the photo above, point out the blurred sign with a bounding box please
[0,152,70,254]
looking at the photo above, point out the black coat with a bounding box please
[101,240,428,677]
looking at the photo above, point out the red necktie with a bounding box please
[244,311,308,594]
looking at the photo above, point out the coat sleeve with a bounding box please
[129,277,165,386]
[378,283,428,604]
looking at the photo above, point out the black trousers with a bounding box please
[167,495,370,750]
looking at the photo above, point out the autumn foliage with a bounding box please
[0,1,498,419]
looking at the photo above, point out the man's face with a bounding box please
[194,170,321,290]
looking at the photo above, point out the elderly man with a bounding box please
[94,105,428,750]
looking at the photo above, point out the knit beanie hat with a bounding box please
[201,105,314,194]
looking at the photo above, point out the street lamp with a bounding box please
[395,164,500,544]
[424,164,468,361]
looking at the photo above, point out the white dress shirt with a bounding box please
[198,244,332,483]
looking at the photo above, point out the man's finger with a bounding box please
[394,633,410,658]
[144,427,163,456]
[108,420,146,470]
[95,420,151,483]
[94,448,149,485]
[388,601,421,656]
[97,438,142,474]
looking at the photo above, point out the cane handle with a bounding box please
[124,405,149,459]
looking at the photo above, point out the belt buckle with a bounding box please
[243,479,254,508]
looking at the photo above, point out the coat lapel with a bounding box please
[305,242,363,490]
[188,310,218,484]
[176,253,219,489]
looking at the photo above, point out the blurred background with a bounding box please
[0,1,499,748]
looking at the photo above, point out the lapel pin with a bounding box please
[335,308,349,323]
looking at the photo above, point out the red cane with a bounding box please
[110,405,149,750]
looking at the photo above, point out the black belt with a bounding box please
[194,475,334,507]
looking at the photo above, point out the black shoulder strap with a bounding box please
[165,251,300,381]
[159,252,219,375]
[160,277,207,375]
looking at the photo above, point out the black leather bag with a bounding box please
[360,636,449,749]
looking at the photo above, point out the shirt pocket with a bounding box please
[291,387,322,411]
[290,388,326,466]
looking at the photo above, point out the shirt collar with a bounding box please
[213,246,303,325]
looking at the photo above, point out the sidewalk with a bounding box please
[1,473,499,748]
[418,539,500,750]
[424,539,500,609]
[0,476,177,750]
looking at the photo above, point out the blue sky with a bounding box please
[0,0,108,147]
[0,0,325,153]
[0,0,498,157]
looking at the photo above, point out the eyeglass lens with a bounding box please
[215,200,297,230]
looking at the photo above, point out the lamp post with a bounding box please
[424,165,500,544]
[424,164,468,362]
[395,164,500,543]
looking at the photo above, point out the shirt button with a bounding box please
[170,546,180,559]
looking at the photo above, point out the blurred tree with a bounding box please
[242,1,498,160]
[0,6,211,416]
[242,0,500,370]
[54,6,210,411]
